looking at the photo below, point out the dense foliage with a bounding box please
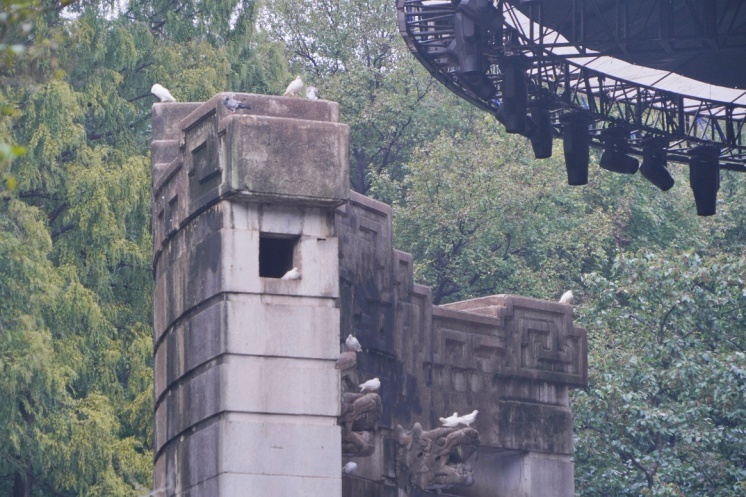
[1,0,286,495]
[1,0,744,495]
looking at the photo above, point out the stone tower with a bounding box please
[151,94,349,496]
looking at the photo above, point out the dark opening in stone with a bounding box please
[259,234,298,278]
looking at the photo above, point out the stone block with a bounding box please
[462,449,574,497]
[155,414,341,496]
[220,414,341,478]
[222,115,349,205]
[152,102,201,141]
[154,355,339,453]
[154,295,340,400]
[219,473,342,497]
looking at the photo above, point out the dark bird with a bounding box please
[223,95,251,113]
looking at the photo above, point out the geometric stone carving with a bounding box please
[395,422,479,493]
[439,295,588,387]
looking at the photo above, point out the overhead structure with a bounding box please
[397,0,746,215]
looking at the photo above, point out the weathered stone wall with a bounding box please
[151,94,348,496]
[336,193,587,497]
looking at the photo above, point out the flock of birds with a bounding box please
[150,75,319,109]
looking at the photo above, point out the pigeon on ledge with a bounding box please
[151,84,176,102]
[457,409,478,427]
[359,378,381,392]
[345,334,363,352]
[280,267,301,280]
[559,290,573,304]
[439,412,460,427]
[283,75,304,97]
[223,95,251,113]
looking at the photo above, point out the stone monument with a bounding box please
[151,93,587,497]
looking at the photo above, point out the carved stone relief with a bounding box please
[395,422,480,493]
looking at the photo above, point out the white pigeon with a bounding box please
[151,84,176,102]
[283,75,304,97]
[342,461,358,474]
[457,409,478,426]
[439,412,460,428]
[345,334,363,352]
[359,377,381,392]
[280,267,301,280]
[559,290,573,304]
[306,85,318,100]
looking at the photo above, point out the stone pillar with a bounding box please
[151,94,349,496]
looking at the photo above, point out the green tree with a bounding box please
[391,115,619,303]
[1,0,288,495]
[574,251,746,496]
[261,0,473,194]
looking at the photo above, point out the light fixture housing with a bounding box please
[599,127,639,174]
[528,106,553,159]
[448,13,496,100]
[561,112,591,185]
[689,144,720,216]
[640,137,674,191]
[496,55,530,135]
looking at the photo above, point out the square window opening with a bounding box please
[259,234,299,278]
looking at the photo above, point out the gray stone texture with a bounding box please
[152,93,587,497]
[151,95,346,496]
[336,192,587,496]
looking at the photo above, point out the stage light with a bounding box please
[528,106,553,159]
[561,112,591,185]
[496,55,529,135]
[599,127,639,174]
[688,145,720,216]
[640,138,674,191]
[448,13,496,100]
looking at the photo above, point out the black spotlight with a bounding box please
[561,112,591,185]
[688,144,720,216]
[599,127,639,174]
[640,137,674,191]
[496,55,529,135]
[528,106,553,159]
[448,13,496,100]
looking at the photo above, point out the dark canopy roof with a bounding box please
[511,0,746,89]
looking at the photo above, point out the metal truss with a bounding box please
[397,0,746,171]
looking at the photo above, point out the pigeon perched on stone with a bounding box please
[359,377,380,392]
[439,412,460,428]
[222,95,251,113]
[345,334,363,352]
[342,461,358,474]
[559,290,573,304]
[458,409,478,427]
[151,84,176,102]
[306,86,318,100]
[335,350,357,372]
[283,75,304,97]
[280,267,301,280]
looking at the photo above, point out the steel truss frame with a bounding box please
[397,0,746,171]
